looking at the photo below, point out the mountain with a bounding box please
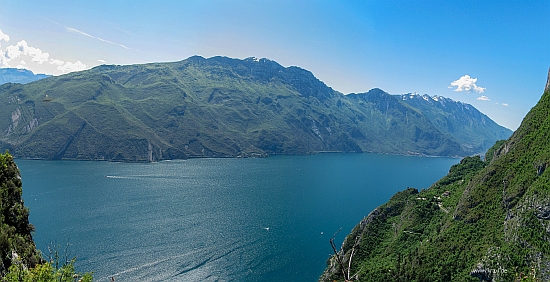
[0,68,50,85]
[397,93,512,154]
[320,71,550,281]
[0,56,509,161]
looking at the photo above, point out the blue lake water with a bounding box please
[16,153,459,281]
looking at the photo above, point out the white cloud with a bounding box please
[50,59,65,65]
[449,75,486,93]
[477,95,490,101]
[98,59,106,63]
[0,55,9,68]
[4,40,50,64]
[57,61,87,73]
[0,29,9,42]
[502,103,509,107]
[0,29,88,75]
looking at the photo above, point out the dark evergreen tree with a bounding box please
[0,151,41,275]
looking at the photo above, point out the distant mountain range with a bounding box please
[0,68,50,85]
[0,56,511,161]
[397,93,509,155]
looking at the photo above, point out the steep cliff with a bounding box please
[321,70,550,282]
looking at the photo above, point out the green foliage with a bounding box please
[321,89,550,281]
[3,259,93,282]
[0,151,41,274]
[0,56,509,161]
[485,139,506,163]
[437,155,486,186]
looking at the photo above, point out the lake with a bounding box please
[17,153,459,281]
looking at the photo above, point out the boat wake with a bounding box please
[105,175,189,180]
[101,238,255,281]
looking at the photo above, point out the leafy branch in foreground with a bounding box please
[2,237,94,282]
[3,258,93,282]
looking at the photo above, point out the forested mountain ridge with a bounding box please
[0,56,510,161]
[320,71,550,282]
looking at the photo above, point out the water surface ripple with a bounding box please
[17,153,459,281]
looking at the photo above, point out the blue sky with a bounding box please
[1,0,549,130]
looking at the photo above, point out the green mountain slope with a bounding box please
[0,56,508,161]
[320,72,550,281]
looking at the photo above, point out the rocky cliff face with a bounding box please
[321,70,550,282]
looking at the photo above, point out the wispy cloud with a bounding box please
[477,95,490,101]
[41,17,130,50]
[502,103,509,107]
[66,27,95,38]
[66,26,129,49]
[449,75,486,93]
[97,37,129,49]
[98,59,106,63]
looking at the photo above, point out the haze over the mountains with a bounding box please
[0,68,50,85]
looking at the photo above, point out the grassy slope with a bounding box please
[321,88,550,281]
